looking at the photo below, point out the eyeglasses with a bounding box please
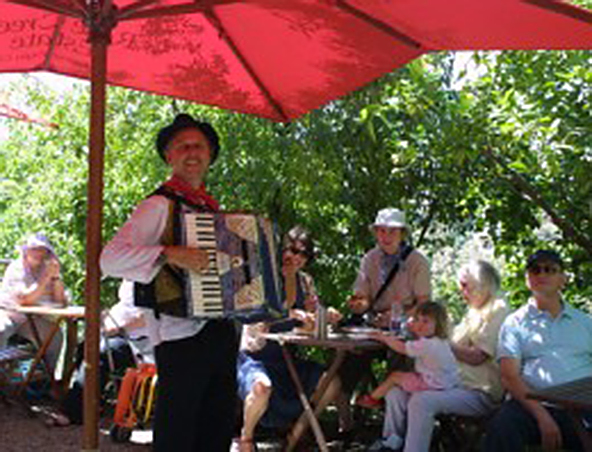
[528,265,561,275]
[284,246,307,257]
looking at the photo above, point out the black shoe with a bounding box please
[336,428,355,446]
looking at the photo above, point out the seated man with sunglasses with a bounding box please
[483,249,592,452]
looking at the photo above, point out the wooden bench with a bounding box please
[431,413,492,452]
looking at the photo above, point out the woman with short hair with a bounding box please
[234,226,341,452]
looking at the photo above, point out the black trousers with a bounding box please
[482,399,587,452]
[153,319,239,452]
[61,335,135,424]
[339,348,413,397]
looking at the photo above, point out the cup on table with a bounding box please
[389,304,402,335]
[314,304,328,340]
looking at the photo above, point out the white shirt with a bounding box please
[405,336,460,390]
[103,280,150,341]
[100,195,206,347]
[0,257,63,323]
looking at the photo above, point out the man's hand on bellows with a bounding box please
[164,246,210,273]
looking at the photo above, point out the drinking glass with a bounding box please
[389,304,402,335]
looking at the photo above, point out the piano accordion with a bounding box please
[181,212,284,322]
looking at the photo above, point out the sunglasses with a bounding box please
[284,246,307,257]
[528,265,561,275]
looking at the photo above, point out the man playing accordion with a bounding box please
[101,113,238,452]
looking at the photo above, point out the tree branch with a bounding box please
[416,198,438,248]
[482,147,592,257]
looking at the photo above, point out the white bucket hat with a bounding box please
[370,208,408,230]
[20,233,56,256]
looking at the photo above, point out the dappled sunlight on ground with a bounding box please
[0,398,150,452]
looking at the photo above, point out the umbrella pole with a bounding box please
[82,18,109,452]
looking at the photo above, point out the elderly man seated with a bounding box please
[483,249,592,452]
[0,233,68,376]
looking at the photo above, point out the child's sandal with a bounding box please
[237,437,257,452]
[355,393,384,409]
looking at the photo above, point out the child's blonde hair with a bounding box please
[415,301,449,339]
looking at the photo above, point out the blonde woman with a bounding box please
[377,260,510,452]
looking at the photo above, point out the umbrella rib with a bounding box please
[62,0,87,16]
[118,2,206,20]
[120,3,288,119]
[117,0,160,20]
[334,0,423,49]
[118,1,241,21]
[0,103,59,128]
[8,0,84,18]
[42,15,66,68]
[203,8,289,121]
[523,0,592,24]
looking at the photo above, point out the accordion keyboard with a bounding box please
[185,213,224,317]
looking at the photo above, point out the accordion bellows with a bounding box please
[183,212,284,322]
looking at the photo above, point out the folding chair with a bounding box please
[0,343,35,401]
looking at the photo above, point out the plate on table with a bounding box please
[339,326,383,340]
[340,326,379,335]
[292,327,315,336]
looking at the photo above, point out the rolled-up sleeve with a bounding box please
[0,261,26,308]
[100,196,169,283]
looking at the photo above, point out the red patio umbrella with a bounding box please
[0,100,59,128]
[0,0,590,450]
[1,1,591,121]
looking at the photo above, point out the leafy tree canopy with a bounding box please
[1,48,590,318]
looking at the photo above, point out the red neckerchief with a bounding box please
[163,175,220,211]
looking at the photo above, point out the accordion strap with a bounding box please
[134,186,216,318]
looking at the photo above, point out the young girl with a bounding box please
[356,301,459,409]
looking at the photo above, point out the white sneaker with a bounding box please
[230,438,240,452]
[229,437,255,452]
[368,439,385,451]
[367,434,403,451]
[382,433,403,450]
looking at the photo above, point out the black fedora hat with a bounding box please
[156,113,220,164]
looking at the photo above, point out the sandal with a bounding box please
[233,437,257,452]
[355,393,384,409]
[44,412,71,428]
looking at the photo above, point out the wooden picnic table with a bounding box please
[528,376,592,452]
[264,328,385,452]
[15,305,85,395]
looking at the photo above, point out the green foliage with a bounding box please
[1,49,591,317]
[461,50,592,308]
[0,81,90,302]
